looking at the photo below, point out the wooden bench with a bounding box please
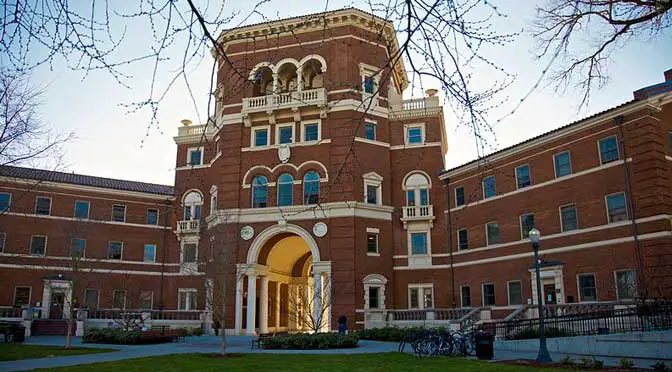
[250,332,277,349]
[139,328,187,343]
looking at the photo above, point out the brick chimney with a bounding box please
[632,68,672,100]
[665,69,672,82]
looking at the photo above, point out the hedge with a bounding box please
[354,327,438,342]
[83,329,173,345]
[261,333,359,350]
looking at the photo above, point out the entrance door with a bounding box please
[543,284,557,305]
[50,292,65,319]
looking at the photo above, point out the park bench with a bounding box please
[250,332,284,349]
[138,327,187,343]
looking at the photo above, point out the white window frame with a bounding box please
[598,135,620,165]
[577,273,598,302]
[301,120,322,142]
[144,244,157,263]
[460,285,472,308]
[178,288,198,310]
[112,290,127,309]
[408,283,434,309]
[614,269,637,300]
[519,213,535,240]
[209,185,218,215]
[13,286,31,307]
[359,62,381,102]
[363,274,387,310]
[366,227,380,256]
[507,280,523,306]
[111,204,127,223]
[187,146,204,165]
[140,290,154,310]
[515,164,532,189]
[482,176,496,199]
[0,192,11,212]
[364,119,377,141]
[454,186,465,207]
[363,172,383,205]
[30,235,47,256]
[605,192,628,224]
[83,289,100,309]
[404,123,426,145]
[408,229,431,258]
[553,151,572,178]
[73,200,90,219]
[181,241,198,264]
[559,203,579,232]
[0,232,6,253]
[107,241,123,260]
[275,123,295,145]
[251,125,271,147]
[146,208,159,225]
[457,228,468,250]
[35,196,52,215]
[481,283,496,306]
[485,221,500,246]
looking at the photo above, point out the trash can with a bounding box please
[474,331,494,360]
[12,325,25,343]
[338,316,347,335]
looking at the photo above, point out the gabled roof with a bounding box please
[0,165,174,196]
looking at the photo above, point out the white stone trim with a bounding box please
[403,123,426,145]
[363,172,383,205]
[0,180,173,201]
[300,119,322,142]
[354,137,390,148]
[0,263,202,276]
[241,160,329,187]
[407,283,434,309]
[275,122,295,145]
[241,138,331,152]
[187,146,204,166]
[363,274,387,310]
[2,212,172,230]
[390,142,441,150]
[246,223,322,264]
[251,125,271,148]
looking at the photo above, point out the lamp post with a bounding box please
[529,228,552,363]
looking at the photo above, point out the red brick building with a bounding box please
[0,8,670,335]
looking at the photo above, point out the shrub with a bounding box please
[619,358,635,369]
[261,333,359,350]
[560,355,574,365]
[191,328,204,336]
[652,361,670,371]
[579,356,604,369]
[83,328,176,345]
[509,326,572,340]
[354,327,430,342]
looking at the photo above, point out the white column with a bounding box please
[325,272,332,332]
[259,276,269,334]
[272,73,279,94]
[297,67,303,91]
[313,272,322,332]
[275,282,281,329]
[234,275,243,334]
[246,274,257,335]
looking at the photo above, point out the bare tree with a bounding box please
[533,0,672,106]
[285,281,347,333]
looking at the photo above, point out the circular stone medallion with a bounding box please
[313,222,328,238]
[240,225,254,241]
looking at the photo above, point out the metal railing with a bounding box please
[151,310,202,321]
[0,307,23,318]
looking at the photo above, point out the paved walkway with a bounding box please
[1,336,401,371]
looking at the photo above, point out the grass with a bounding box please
[33,353,569,371]
[0,344,118,361]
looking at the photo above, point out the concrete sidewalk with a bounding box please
[0,336,401,371]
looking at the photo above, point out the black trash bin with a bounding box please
[337,316,347,335]
[474,331,494,360]
[12,325,25,343]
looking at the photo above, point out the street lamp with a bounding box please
[529,228,552,363]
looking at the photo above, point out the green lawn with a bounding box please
[0,344,118,361]
[35,353,566,371]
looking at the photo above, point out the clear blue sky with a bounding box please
[29,0,672,185]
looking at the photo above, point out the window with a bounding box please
[366,185,379,204]
[606,193,627,223]
[406,190,415,206]
[482,283,496,306]
[146,208,159,225]
[368,287,380,309]
[0,193,10,212]
[367,233,378,254]
[35,197,51,215]
[405,173,430,207]
[184,205,201,220]
[178,289,197,310]
[578,273,597,302]
[486,222,500,245]
[30,236,46,256]
[303,171,320,205]
[599,136,619,164]
[365,122,376,140]
[182,191,203,220]
[253,128,269,147]
[13,287,30,307]
[0,232,5,253]
[107,241,123,260]
[461,286,471,307]
[363,172,383,205]
[409,285,433,309]
[182,243,197,263]
[112,204,126,222]
[210,187,218,215]
[70,238,86,257]
[406,126,423,144]
[74,200,89,219]
[554,151,572,177]
[187,147,203,165]
[520,213,535,239]
[277,173,294,207]
[113,290,127,309]
[455,187,465,207]
[140,291,153,310]
[482,176,496,199]
[277,125,294,144]
[615,270,636,300]
[303,123,319,142]
[144,244,156,263]
[508,281,522,305]
[560,204,578,231]
[251,176,268,208]
[84,289,99,309]
[363,76,376,94]
[410,232,428,255]
[457,229,468,250]
[515,164,531,189]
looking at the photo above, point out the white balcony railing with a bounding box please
[391,96,441,120]
[402,205,434,219]
[241,87,327,114]
[177,124,206,137]
[176,220,200,234]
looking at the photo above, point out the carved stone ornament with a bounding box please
[313,222,328,238]
[240,225,254,241]
[278,144,291,164]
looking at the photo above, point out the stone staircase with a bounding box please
[31,320,74,336]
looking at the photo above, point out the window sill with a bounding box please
[241,139,331,152]
[367,252,380,257]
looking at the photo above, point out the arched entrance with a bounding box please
[235,223,331,335]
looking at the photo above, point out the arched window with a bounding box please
[182,190,203,220]
[303,171,320,205]
[277,173,294,207]
[405,173,430,206]
[252,176,268,208]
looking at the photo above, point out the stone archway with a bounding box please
[234,223,331,335]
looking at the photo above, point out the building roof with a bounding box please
[0,165,174,196]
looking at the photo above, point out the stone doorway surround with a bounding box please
[528,264,564,305]
[41,279,72,319]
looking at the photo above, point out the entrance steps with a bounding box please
[31,320,74,336]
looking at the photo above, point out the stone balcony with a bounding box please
[241,87,327,119]
[176,219,200,234]
[389,95,441,120]
[400,205,435,228]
